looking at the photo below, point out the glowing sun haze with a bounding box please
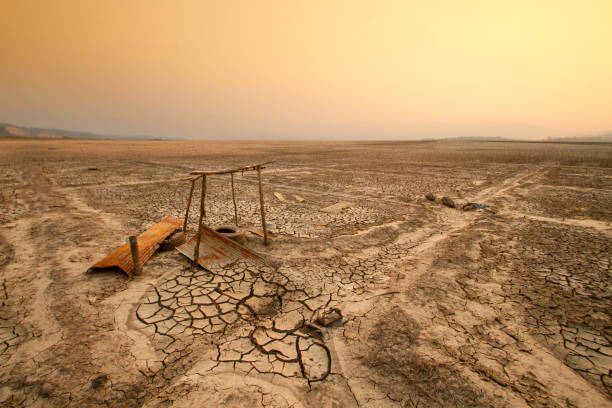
[1,0,611,140]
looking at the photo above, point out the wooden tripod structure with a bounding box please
[183,161,274,263]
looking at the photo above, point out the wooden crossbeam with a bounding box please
[190,161,274,175]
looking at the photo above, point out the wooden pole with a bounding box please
[231,173,238,226]
[193,175,206,265]
[257,166,269,245]
[203,174,207,219]
[183,178,196,233]
[129,236,141,276]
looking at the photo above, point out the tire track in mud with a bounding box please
[502,212,612,235]
[318,170,544,408]
[371,167,612,407]
[0,165,148,407]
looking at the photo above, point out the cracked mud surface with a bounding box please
[1,139,611,407]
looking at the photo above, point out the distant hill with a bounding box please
[441,136,517,142]
[2,121,610,143]
[422,133,612,143]
[418,136,519,142]
[549,131,612,143]
[0,122,156,140]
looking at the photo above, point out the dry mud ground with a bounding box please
[0,139,611,407]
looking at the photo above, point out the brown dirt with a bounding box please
[0,139,611,407]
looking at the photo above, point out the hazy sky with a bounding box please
[2,0,611,140]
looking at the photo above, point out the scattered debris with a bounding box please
[463,202,488,211]
[315,308,343,326]
[273,191,286,202]
[159,231,186,251]
[294,195,305,202]
[88,215,183,277]
[442,196,468,209]
[211,224,246,245]
[321,201,353,213]
[90,374,108,390]
[176,224,269,267]
[441,196,453,207]
[427,193,488,211]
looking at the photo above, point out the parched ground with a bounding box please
[0,139,611,407]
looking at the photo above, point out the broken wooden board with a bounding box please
[88,215,183,277]
[176,224,269,267]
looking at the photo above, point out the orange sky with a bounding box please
[1,0,611,139]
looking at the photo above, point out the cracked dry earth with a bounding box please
[1,139,611,407]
